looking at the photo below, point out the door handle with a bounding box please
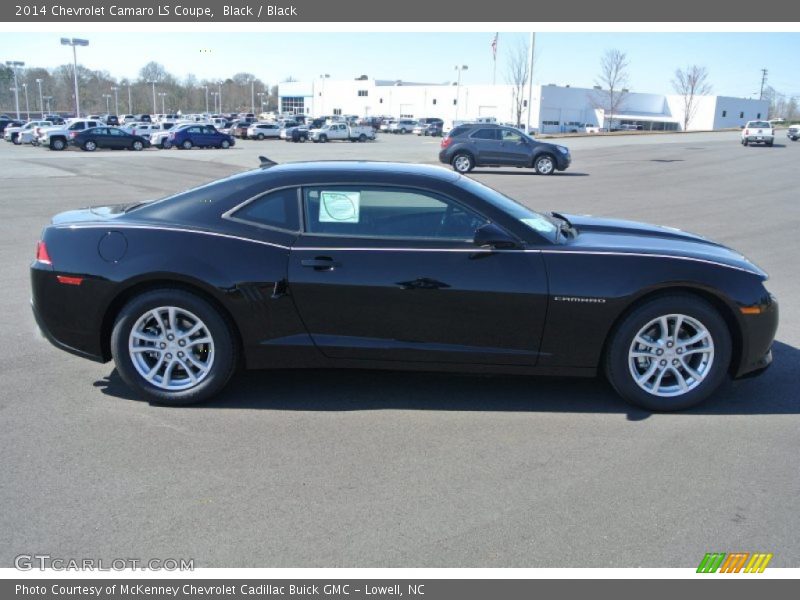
[301,257,341,271]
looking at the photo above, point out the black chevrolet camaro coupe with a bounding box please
[31,161,778,410]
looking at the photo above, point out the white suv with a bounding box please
[741,120,774,146]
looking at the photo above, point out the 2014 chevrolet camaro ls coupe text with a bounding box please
[31,161,778,411]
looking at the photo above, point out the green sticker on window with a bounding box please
[319,191,360,223]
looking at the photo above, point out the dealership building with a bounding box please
[278,78,768,132]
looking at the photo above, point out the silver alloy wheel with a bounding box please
[85,140,97,151]
[536,155,554,174]
[128,306,215,391]
[133,141,143,151]
[628,313,715,397]
[453,155,472,172]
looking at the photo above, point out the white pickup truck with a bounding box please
[309,122,375,143]
[787,124,799,142]
[741,120,774,146]
[36,118,104,150]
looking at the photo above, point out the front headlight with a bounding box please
[556,146,570,155]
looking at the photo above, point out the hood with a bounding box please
[557,212,767,278]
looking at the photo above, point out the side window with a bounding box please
[302,186,488,240]
[471,128,499,140]
[500,128,523,142]
[109,128,124,136]
[232,188,300,232]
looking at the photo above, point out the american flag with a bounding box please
[491,33,498,60]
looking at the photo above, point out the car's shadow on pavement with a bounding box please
[475,170,590,176]
[93,341,799,421]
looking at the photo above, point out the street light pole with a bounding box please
[217,81,223,114]
[60,38,88,117]
[102,93,111,114]
[203,85,209,114]
[158,92,166,114]
[35,78,44,117]
[43,96,52,113]
[251,78,255,114]
[127,83,132,114]
[525,32,536,135]
[5,61,24,119]
[111,86,119,115]
[22,82,30,120]
[454,65,468,122]
[148,80,157,115]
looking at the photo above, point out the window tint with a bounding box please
[233,188,300,232]
[302,186,487,240]
[471,128,499,140]
[109,128,124,136]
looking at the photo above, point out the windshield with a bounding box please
[456,176,558,239]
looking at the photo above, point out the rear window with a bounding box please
[448,125,472,138]
[749,121,771,128]
[231,188,300,232]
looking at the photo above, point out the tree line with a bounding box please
[0,60,280,117]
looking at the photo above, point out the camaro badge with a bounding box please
[553,296,607,304]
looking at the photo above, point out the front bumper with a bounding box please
[733,294,779,379]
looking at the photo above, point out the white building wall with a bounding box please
[278,79,770,132]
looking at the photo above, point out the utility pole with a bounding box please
[525,32,536,135]
[759,68,768,100]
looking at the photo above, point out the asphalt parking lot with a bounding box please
[1,131,798,568]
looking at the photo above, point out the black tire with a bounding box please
[161,140,172,149]
[11,133,20,145]
[742,139,749,146]
[83,140,97,152]
[111,289,238,406]
[50,138,66,151]
[451,152,474,173]
[220,139,230,149]
[182,139,193,150]
[132,140,144,151]
[534,153,556,175]
[400,128,407,134]
[766,140,774,147]
[604,294,732,411]
[319,134,328,143]
[256,133,265,140]
[358,133,367,142]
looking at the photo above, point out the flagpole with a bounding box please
[492,35,496,85]
[525,32,536,135]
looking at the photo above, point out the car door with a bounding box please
[469,128,502,164]
[106,127,128,148]
[496,128,535,166]
[288,184,549,365]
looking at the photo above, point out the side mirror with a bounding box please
[473,223,519,250]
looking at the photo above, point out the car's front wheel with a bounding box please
[534,154,556,175]
[132,140,144,151]
[605,294,731,411]
[220,139,230,149]
[111,289,237,405]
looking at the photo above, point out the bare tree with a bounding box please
[505,40,530,127]
[672,65,712,130]
[590,49,630,130]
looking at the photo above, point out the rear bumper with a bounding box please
[31,298,106,363]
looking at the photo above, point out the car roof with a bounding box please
[264,161,460,181]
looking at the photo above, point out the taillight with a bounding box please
[69,132,78,138]
[36,241,52,265]
[440,137,452,149]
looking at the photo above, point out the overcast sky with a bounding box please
[3,32,798,98]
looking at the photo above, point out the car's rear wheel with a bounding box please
[161,140,172,149]
[111,289,237,405]
[358,133,367,142]
[534,154,556,175]
[83,140,97,152]
[451,152,474,173]
[132,140,144,151]
[182,140,193,150]
[605,294,731,411]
